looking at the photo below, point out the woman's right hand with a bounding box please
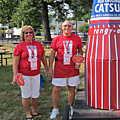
[12,75,17,85]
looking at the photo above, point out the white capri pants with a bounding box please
[20,74,40,98]
[52,75,80,87]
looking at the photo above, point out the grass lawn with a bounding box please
[0,44,85,120]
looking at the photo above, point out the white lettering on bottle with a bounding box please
[95,4,99,13]
[114,4,120,12]
[93,28,114,35]
[100,29,104,33]
[104,3,109,12]
[117,29,120,33]
[104,29,108,35]
[95,3,120,13]
[109,29,113,34]
[110,3,114,12]
[99,4,104,12]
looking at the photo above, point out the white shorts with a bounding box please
[20,74,40,98]
[52,75,80,87]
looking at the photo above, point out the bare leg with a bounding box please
[52,86,61,108]
[68,86,76,106]
[32,97,39,114]
[22,98,32,118]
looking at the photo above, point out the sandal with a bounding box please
[32,113,41,118]
[26,116,33,120]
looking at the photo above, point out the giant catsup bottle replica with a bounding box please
[85,0,120,110]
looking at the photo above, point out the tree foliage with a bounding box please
[10,0,42,28]
[0,0,20,25]
[0,0,93,41]
[70,0,93,22]
[49,24,56,30]
[48,0,72,22]
[79,23,89,41]
[41,0,72,41]
[79,24,89,33]
[11,0,72,41]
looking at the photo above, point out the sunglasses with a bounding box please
[63,25,72,27]
[24,32,33,34]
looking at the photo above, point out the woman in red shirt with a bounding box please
[12,25,48,120]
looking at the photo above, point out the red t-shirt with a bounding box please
[14,40,45,76]
[50,33,82,78]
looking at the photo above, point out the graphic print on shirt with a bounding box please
[63,40,72,65]
[27,46,38,70]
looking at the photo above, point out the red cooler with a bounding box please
[85,0,120,110]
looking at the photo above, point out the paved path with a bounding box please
[73,89,120,120]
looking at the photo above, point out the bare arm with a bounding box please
[48,49,56,79]
[41,54,48,76]
[78,47,83,55]
[12,56,20,85]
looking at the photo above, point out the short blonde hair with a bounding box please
[20,25,35,41]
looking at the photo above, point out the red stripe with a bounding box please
[119,61,120,109]
[116,28,120,60]
[97,31,103,109]
[92,60,95,108]
[111,29,117,109]
[103,33,110,109]
[111,61,117,109]
[90,20,120,24]
[92,34,98,108]
[116,27,120,109]
[87,59,91,106]
[103,61,109,109]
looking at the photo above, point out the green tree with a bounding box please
[41,0,72,41]
[69,0,93,34]
[79,24,89,33]
[18,0,72,41]
[70,0,93,21]
[49,24,56,31]
[0,0,75,41]
[0,0,20,25]
[10,0,42,27]
[79,24,89,41]
[11,0,72,41]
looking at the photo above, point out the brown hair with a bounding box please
[20,25,35,41]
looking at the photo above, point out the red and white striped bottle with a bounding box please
[85,0,120,110]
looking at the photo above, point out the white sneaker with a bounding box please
[70,106,74,116]
[50,108,59,119]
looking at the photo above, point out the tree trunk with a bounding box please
[42,2,51,41]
